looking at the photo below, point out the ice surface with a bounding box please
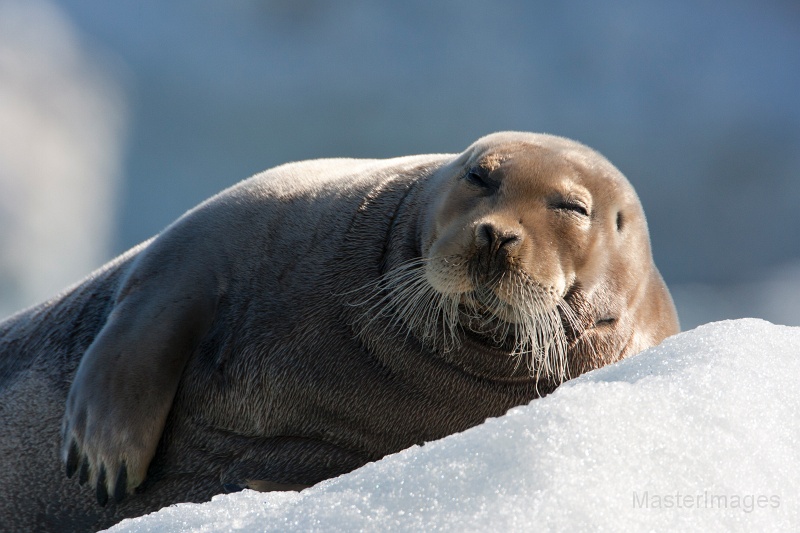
[107,319,800,532]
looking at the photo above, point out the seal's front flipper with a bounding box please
[61,229,221,504]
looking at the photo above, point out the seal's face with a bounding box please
[365,134,663,386]
[427,147,598,303]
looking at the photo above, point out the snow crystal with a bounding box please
[107,319,800,532]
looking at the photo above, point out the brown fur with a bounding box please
[0,132,678,531]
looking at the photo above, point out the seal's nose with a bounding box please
[476,222,521,256]
[474,221,522,280]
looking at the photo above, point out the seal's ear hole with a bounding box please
[616,211,624,232]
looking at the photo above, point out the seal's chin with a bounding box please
[458,310,518,353]
[358,256,576,383]
[457,287,545,353]
[454,288,504,344]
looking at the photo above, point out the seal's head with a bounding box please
[368,132,678,388]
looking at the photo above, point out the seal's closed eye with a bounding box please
[463,166,498,192]
[550,197,590,217]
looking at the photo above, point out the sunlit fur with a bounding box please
[355,256,582,385]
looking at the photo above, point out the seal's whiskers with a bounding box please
[354,256,578,384]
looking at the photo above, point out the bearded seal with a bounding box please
[0,132,679,531]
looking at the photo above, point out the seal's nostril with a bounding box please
[498,233,519,249]
[477,222,520,252]
[479,223,496,247]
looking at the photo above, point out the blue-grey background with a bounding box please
[1,0,799,328]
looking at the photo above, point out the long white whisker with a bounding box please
[352,255,577,386]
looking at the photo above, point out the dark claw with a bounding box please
[96,465,108,507]
[78,458,89,485]
[65,441,79,478]
[223,483,245,494]
[113,463,128,503]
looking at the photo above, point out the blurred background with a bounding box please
[1,0,798,329]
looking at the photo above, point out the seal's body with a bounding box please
[0,133,679,531]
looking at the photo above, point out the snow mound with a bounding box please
[107,319,800,532]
